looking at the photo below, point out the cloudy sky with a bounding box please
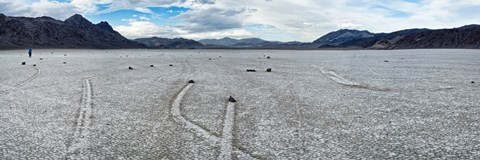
[1,0,480,42]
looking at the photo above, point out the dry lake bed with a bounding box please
[0,49,479,159]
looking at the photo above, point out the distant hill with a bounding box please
[388,27,480,49]
[312,26,480,49]
[134,37,205,49]
[198,37,312,48]
[312,29,375,47]
[199,37,270,47]
[0,14,145,49]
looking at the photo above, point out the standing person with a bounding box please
[28,48,32,58]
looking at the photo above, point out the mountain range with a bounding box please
[1,13,480,49]
[133,37,205,49]
[0,14,144,49]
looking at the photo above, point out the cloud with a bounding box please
[114,21,179,39]
[176,7,246,33]
[180,29,254,40]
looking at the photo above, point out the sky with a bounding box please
[1,0,480,42]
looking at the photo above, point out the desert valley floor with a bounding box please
[0,49,479,159]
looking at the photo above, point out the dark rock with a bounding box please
[33,64,36,66]
[21,62,26,65]
[169,64,173,66]
[64,54,67,56]
[150,65,154,67]
[228,96,237,102]
[384,60,389,62]
[266,68,272,72]
[63,62,66,64]
[188,80,195,83]
[472,81,475,84]
[209,58,211,60]
[247,69,256,72]
[267,56,271,59]
[40,58,43,60]
[128,66,133,70]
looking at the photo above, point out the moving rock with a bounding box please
[228,96,237,102]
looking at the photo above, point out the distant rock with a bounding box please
[0,14,145,49]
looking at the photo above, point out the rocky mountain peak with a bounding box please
[65,14,92,27]
[96,21,114,32]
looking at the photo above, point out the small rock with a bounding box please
[209,58,211,60]
[188,80,195,83]
[266,68,272,72]
[128,66,133,70]
[247,69,256,72]
[21,62,26,65]
[384,60,389,62]
[267,56,271,59]
[63,62,66,64]
[64,54,67,56]
[33,64,36,66]
[169,64,173,66]
[39,58,43,60]
[472,81,475,84]
[228,96,237,102]
[150,65,154,67]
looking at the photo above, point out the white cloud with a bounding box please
[181,29,254,40]
[114,21,178,39]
